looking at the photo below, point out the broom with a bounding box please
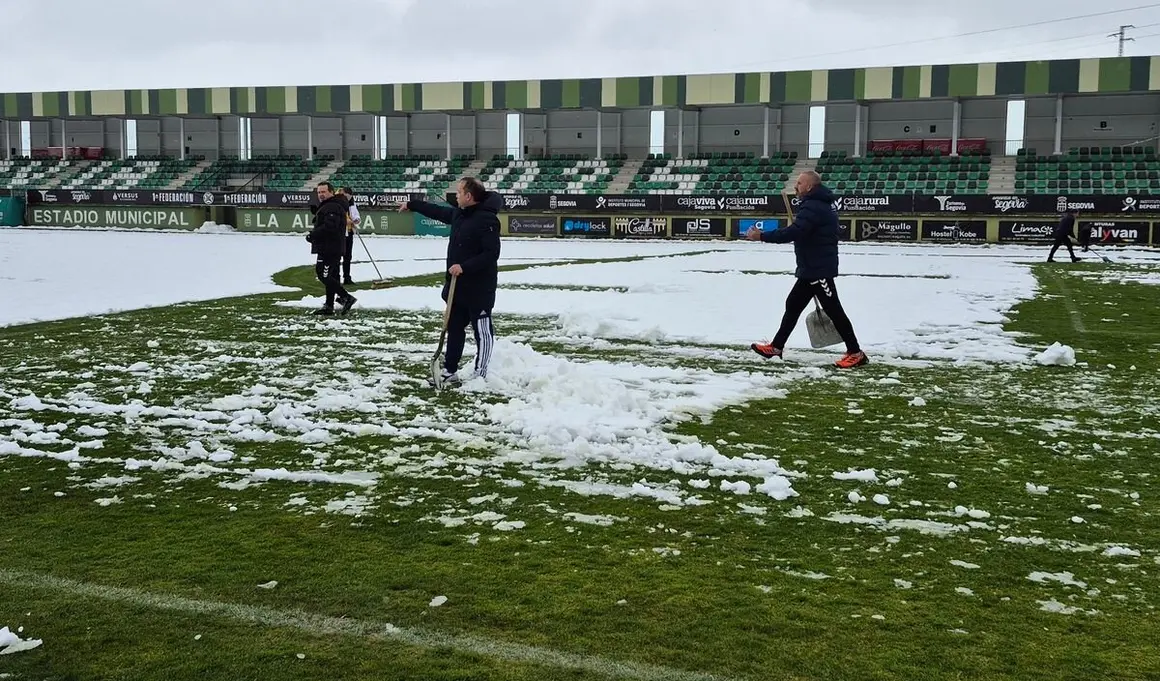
[354,228,393,289]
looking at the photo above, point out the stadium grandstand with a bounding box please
[2,56,1160,209]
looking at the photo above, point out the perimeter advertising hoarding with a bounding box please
[560,216,611,237]
[28,206,205,229]
[997,220,1055,242]
[920,220,988,242]
[857,219,919,241]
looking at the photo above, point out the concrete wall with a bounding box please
[1062,93,1160,150]
[866,100,955,143]
[824,103,858,156]
[781,105,810,158]
[476,112,507,159]
[1022,97,1055,156]
[959,98,1007,152]
[679,105,767,155]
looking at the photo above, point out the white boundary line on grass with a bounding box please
[0,568,742,681]
[1046,270,1088,334]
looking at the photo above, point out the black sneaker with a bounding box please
[313,307,335,316]
[427,371,462,389]
[340,295,357,314]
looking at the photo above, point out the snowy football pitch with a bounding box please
[2,227,1159,680]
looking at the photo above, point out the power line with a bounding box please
[950,23,1160,63]
[728,3,1160,70]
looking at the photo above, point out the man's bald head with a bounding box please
[794,169,822,195]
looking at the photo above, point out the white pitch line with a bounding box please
[1047,270,1088,334]
[0,568,741,681]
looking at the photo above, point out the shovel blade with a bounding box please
[805,309,845,349]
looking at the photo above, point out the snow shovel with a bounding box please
[354,229,392,289]
[805,298,844,348]
[1087,243,1114,264]
[430,274,459,390]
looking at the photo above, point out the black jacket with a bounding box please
[308,195,348,258]
[407,192,503,309]
[1054,213,1076,239]
[761,184,840,281]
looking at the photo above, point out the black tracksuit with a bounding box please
[761,184,860,354]
[1048,213,1079,261]
[406,192,503,378]
[308,194,353,309]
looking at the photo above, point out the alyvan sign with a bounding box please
[1078,220,1151,245]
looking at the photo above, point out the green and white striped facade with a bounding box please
[3,56,1160,118]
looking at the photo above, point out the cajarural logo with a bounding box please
[835,196,889,211]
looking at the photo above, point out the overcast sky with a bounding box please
[3,0,1160,92]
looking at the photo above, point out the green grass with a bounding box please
[1,254,1158,681]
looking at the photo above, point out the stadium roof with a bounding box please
[2,55,1158,119]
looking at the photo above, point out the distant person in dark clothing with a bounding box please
[399,177,502,386]
[1048,209,1081,262]
[340,186,360,285]
[1077,218,1092,252]
[307,181,356,315]
[746,170,867,369]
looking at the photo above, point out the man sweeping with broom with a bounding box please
[745,170,867,369]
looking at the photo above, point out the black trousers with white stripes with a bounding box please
[772,277,861,354]
[444,304,495,378]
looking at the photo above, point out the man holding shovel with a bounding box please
[745,170,867,369]
[398,177,503,387]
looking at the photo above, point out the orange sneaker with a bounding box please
[835,350,868,369]
[751,342,783,359]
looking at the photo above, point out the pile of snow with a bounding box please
[0,625,42,655]
[456,339,805,503]
[289,241,1048,364]
[1034,342,1077,366]
[197,221,236,234]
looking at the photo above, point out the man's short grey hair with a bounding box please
[799,170,822,185]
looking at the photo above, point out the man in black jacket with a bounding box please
[399,177,502,386]
[1048,209,1081,262]
[307,181,356,315]
[745,170,866,369]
